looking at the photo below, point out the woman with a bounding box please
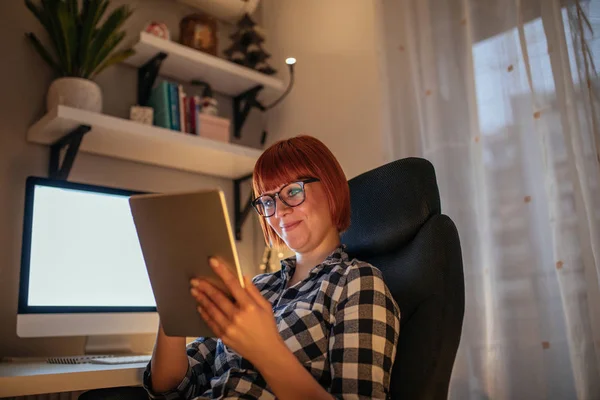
[144,135,400,399]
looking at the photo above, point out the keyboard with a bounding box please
[88,355,152,365]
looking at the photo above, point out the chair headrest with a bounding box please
[342,158,441,255]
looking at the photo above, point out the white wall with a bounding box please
[260,0,392,179]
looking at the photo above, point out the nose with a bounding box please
[274,196,291,218]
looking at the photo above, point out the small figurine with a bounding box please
[201,97,218,116]
[191,80,218,116]
[144,22,170,40]
[224,14,277,75]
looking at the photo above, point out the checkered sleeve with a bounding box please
[328,264,400,400]
[143,337,218,400]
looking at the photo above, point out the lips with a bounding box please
[280,221,301,230]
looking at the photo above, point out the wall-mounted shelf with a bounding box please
[117,32,283,239]
[124,32,285,98]
[27,106,262,179]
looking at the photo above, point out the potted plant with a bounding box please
[25,0,135,113]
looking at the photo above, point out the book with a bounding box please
[183,96,190,133]
[188,96,201,135]
[168,82,180,132]
[178,84,186,133]
[186,96,194,134]
[148,81,171,129]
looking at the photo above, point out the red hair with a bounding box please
[252,135,350,248]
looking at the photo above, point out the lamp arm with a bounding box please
[262,64,295,110]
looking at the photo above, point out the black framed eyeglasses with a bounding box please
[252,178,320,217]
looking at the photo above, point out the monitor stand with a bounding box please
[85,335,133,355]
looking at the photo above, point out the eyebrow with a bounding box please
[261,185,285,196]
[261,177,306,196]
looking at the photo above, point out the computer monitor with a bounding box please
[17,177,159,346]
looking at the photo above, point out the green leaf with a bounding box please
[95,30,125,63]
[77,0,98,75]
[40,0,69,73]
[90,48,135,78]
[25,0,66,75]
[85,5,132,75]
[79,1,106,76]
[66,0,77,17]
[56,1,77,75]
[25,32,63,76]
[82,30,125,78]
[25,0,50,32]
[92,0,109,28]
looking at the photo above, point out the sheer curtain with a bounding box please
[382,0,600,398]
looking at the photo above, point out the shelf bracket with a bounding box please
[49,124,91,180]
[233,85,265,139]
[234,173,254,241]
[138,52,168,106]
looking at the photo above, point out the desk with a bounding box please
[0,360,147,397]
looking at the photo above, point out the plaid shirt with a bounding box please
[143,245,400,399]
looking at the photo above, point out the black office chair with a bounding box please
[341,157,465,400]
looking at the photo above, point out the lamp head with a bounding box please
[285,57,296,74]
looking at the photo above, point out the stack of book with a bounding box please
[148,81,204,134]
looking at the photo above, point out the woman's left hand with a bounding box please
[190,257,284,365]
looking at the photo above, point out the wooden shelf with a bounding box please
[124,32,285,98]
[27,106,262,179]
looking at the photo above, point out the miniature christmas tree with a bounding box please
[224,14,277,75]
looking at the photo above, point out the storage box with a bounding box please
[198,113,230,142]
[130,105,153,125]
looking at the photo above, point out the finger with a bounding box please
[193,289,231,332]
[197,304,222,338]
[243,276,272,312]
[209,257,252,307]
[191,279,237,319]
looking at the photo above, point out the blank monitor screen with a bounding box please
[19,177,156,312]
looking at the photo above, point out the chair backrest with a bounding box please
[341,158,465,400]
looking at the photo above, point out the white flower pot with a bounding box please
[47,77,103,113]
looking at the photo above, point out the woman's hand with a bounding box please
[191,258,334,400]
[190,257,284,365]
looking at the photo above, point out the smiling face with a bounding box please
[259,179,337,253]
[252,135,351,250]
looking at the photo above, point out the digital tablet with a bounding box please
[129,189,244,338]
